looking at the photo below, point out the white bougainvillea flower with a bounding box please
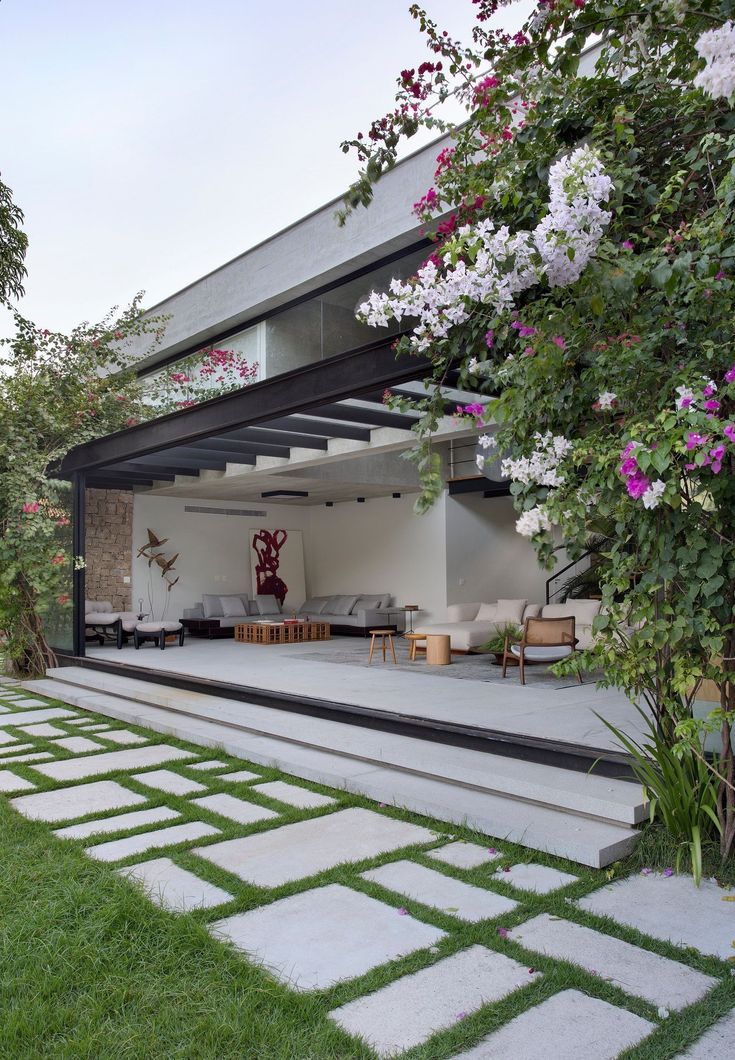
[694,20,735,100]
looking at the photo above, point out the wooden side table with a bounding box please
[368,628,397,664]
[405,632,427,661]
[426,633,451,665]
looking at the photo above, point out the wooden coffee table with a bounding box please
[234,621,331,645]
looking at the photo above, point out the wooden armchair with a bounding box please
[501,615,581,686]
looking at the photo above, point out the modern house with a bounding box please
[34,121,649,869]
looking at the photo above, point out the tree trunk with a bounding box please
[719,631,735,862]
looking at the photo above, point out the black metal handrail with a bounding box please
[545,549,593,604]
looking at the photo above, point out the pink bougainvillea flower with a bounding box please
[397,907,409,916]
[511,322,536,337]
[551,336,566,349]
[703,399,721,413]
[50,553,65,566]
[56,517,70,527]
[724,424,735,443]
[619,457,638,476]
[528,967,536,975]
[626,473,651,500]
[456,1012,468,1021]
[484,329,494,348]
[621,239,634,250]
[686,432,708,450]
[685,462,697,470]
[497,926,509,938]
[662,867,674,877]
[22,501,39,514]
[621,441,638,458]
[523,346,535,357]
[487,847,497,855]
[641,867,653,876]
[57,594,70,605]
[462,403,486,418]
[715,269,726,280]
[126,417,138,427]
[725,364,735,384]
[378,802,386,808]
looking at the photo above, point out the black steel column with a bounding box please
[72,471,86,658]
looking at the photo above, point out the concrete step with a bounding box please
[25,675,638,868]
[40,667,647,826]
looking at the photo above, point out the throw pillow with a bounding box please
[256,595,281,615]
[494,599,527,623]
[354,596,384,612]
[298,598,326,615]
[330,594,360,616]
[220,596,248,617]
[202,593,224,618]
[475,603,498,621]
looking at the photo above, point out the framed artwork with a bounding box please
[249,528,306,611]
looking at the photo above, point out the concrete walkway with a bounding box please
[1,675,733,1059]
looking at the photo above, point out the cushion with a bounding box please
[136,621,182,633]
[495,599,527,623]
[202,593,224,618]
[475,603,498,621]
[354,596,385,612]
[511,644,573,662]
[329,594,361,616]
[85,612,119,625]
[220,596,248,617]
[299,598,327,615]
[256,595,281,615]
[543,599,601,626]
[86,600,113,614]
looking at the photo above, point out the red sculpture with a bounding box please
[252,529,289,606]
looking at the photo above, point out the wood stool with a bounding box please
[368,628,397,665]
[426,633,451,665]
[405,632,427,661]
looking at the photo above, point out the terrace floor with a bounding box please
[86,637,646,755]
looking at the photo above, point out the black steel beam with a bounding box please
[310,401,418,431]
[221,426,330,450]
[57,341,431,473]
[88,469,172,484]
[87,478,153,490]
[71,471,86,658]
[172,446,255,466]
[107,461,194,479]
[133,452,218,472]
[188,438,290,459]
[259,415,371,442]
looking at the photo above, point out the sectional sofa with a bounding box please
[181,591,400,638]
[414,598,602,653]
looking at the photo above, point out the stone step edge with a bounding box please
[25,678,639,867]
[32,673,645,827]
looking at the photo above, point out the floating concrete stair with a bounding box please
[25,667,645,868]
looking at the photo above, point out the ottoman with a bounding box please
[134,621,185,650]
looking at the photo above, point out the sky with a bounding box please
[0,0,534,340]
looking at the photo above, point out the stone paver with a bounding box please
[0,707,76,727]
[87,821,220,862]
[577,873,735,960]
[191,792,278,825]
[17,723,67,738]
[118,856,233,912]
[0,770,35,793]
[210,883,445,991]
[494,863,579,894]
[54,806,180,840]
[362,860,518,922]
[64,717,97,726]
[0,698,48,707]
[511,914,716,1010]
[0,743,35,757]
[426,841,502,870]
[675,1009,735,1057]
[11,780,146,822]
[188,760,228,771]
[454,989,655,1059]
[54,736,104,754]
[0,751,54,765]
[195,807,435,888]
[97,730,149,746]
[0,729,21,745]
[330,945,537,1057]
[219,769,261,783]
[252,780,336,809]
[130,769,205,796]
[34,744,196,782]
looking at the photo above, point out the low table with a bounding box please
[234,621,331,645]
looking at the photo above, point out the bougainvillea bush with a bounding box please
[345,1,735,860]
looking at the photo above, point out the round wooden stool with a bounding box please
[426,633,451,665]
[368,628,397,665]
[405,632,427,661]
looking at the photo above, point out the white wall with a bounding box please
[306,493,448,622]
[445,494,554,608]
[132,495,311,620]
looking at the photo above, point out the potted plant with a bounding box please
[477,624,523,666]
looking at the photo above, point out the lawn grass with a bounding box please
[0,683,734,1058]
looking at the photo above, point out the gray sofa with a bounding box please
[181,591,399,638]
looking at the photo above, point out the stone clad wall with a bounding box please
[85,488,133,611]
